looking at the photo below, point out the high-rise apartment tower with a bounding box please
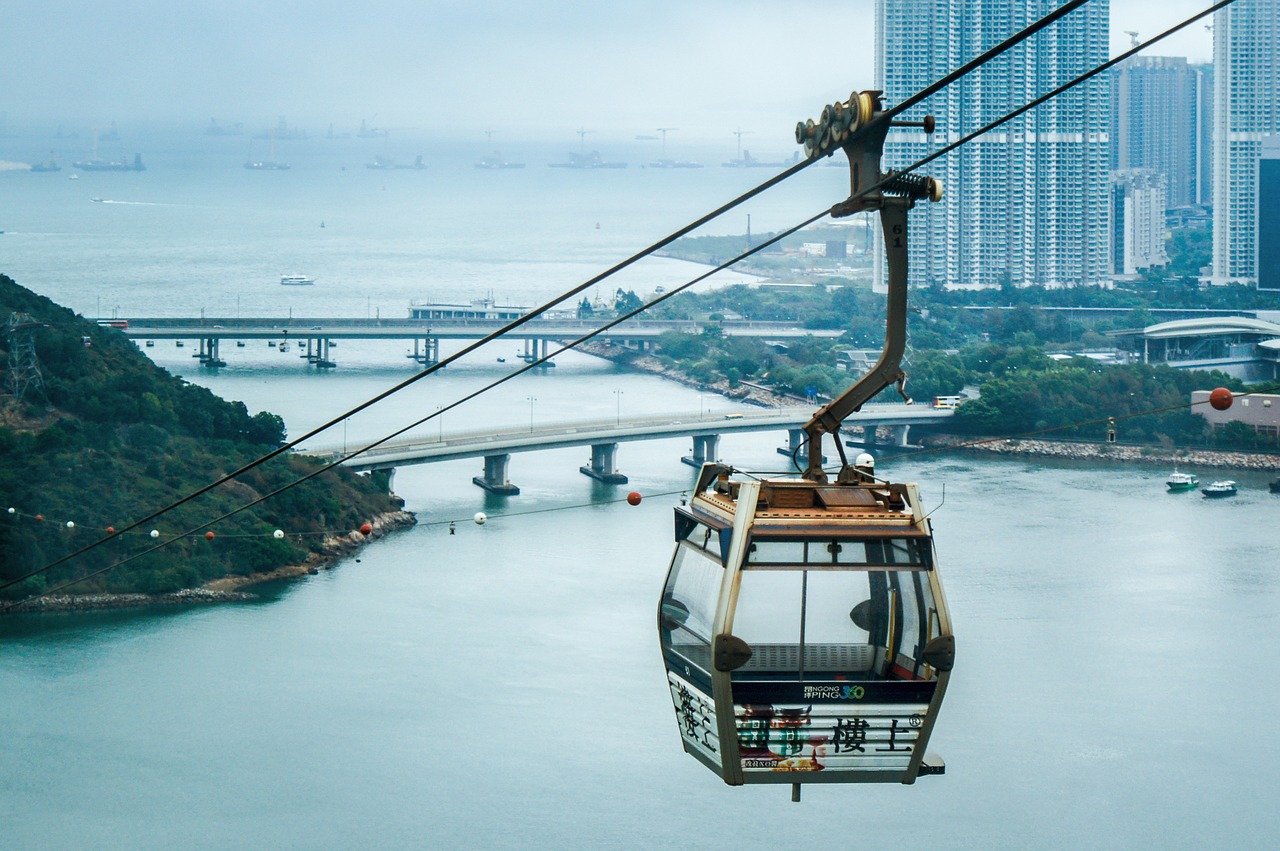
[876,0,1111,288]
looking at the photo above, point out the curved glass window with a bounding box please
[659,542,724,678]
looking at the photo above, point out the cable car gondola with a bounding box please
[658,91,954,799]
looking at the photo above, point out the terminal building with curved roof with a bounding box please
[1134,316,1280,380]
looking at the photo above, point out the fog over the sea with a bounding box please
[3,0,1214,140]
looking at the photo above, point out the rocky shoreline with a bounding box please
[4,509,417,614]
[926,435,1280,472]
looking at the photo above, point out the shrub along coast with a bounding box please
[0,274,412,609]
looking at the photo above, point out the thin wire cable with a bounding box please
[12,2,1093,582]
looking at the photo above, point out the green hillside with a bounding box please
[0,274,409,601]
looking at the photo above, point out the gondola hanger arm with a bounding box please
[793,91,943,482]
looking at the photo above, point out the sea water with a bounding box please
[2,129,1279,849]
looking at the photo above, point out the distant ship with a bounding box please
[74,154,145,172]
[30,153,61,172]
[649,159,703,169]
[356,119,389,139]
[205,118,244,136]
[280,275,315,286]
[549,150,626,169]
[722,149,796,168]
[475,152,525,169]
[366,155,426,170]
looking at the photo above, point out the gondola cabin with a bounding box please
[659,462,953,794]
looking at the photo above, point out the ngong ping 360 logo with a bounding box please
[803,684,865,700]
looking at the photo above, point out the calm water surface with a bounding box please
[2,130,1279,849]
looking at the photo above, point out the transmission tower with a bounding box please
[6,312,47,403]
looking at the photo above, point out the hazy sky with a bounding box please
[3,0,1216,140]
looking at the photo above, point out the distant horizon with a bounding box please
[3,1,1214,138]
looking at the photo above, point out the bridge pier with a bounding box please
[304,337,337,368]
[579,443,628,484]
[198,337,226,368]
[472,453,520,495]
[519,338,556,367]
[777,427,825,466]
[889,424,911,447]
[682,434,720,468]
[408,336,440,367]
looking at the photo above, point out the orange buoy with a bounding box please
[1209,387,1234,411]
[205,531,216,541]
[627,491,642,506]
[360,523,373,536]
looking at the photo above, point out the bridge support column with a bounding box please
[311,338,336,368]
[520,337,555,367]
[682,434,720,468]
[889,424,911,447]
[472,453,520,495]
[777,427,824,466]
[579,443,628,484]
[199,337,225,368]
[408,336,439,367]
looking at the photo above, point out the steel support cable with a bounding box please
[2,4,1091,591]
[3,212,828,607]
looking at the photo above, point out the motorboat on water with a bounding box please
[1166,469,1198,492]
[1269,478,1280,494]
[280,275,314,286]
[1202,481,1238,498]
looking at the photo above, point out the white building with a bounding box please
[1111,170,1170,275]
[875,0,1111,288]
[1210,0,1280,286]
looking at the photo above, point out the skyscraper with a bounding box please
[1112,56,1196,210]
[876,0,1111,288]
[1192,64,1214,209]
[1211,0,1280,287]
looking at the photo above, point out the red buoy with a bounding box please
[360,523,373,536]
[35,514,43,522]
[106,526,116,534]
[627,492,642,506]
[1209,387,1234,411]
[205,531,216,541]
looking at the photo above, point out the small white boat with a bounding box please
[1202,481,1238,498]
[280,274,314,286]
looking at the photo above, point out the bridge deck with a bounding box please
[298,405,952,471]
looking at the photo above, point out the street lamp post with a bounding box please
[614,389,624,425]
[527,396,536,432]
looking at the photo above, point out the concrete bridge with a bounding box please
[298,404,953,495]
[113,316,844,369]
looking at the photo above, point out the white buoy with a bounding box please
[66,521,75,529]
[273,529,285,539]
[473,512,487,526]
[149,530,160,538]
